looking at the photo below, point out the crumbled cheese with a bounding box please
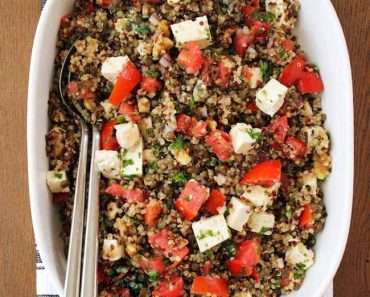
[102,235,124,262]
[101,56,130,83]
[106,201,122,220]
[301,126,330,155]
[170,147,192,166]
[95,150,121,179]
[256,79,288,116]
[285,242,314,269]
[171,16,212,48]
[300,171,318,197]
[192,214,231,252]
[46,170,70,193]
[115,123,141,150]
[242,184,279,208]
[248,212,275,235]
[100,100,115,118]
[138,97,151,113]
[121,138,143,177]
[226,197,252,232]
[230,123,261,154]
[193,79,208,102]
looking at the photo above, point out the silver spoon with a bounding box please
[59,43,100,297]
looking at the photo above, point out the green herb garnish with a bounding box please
[172,172,190,186]
[188,97,196,112]
[196,229,220,240]
[122,159,134,168]
[148,161,159,172]
[169,136,186,151]
[116,115,127,124]
[246,128,262,141]
[145,69,160,78]
[259,226,270,234]
[134,24,151,37]
[252,11,276,23]
[293,263,306,280]
[147,271,159,282]
[223,241,236,257]
[259,60,274,82]
[54,172,63,179]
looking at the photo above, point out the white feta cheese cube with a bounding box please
[244,66,263,89]
[192,214,231,252]
[230,123,261,154]
[226,197,252,232]
[300,171,318,197]
[242,184,279,208]
[95,150,121,179]
[285,242,314,269]
[102,235,124,262]
[121,138,143,177]
[46,170,70,193]
[171,16,212,48]
[256,79,288,116]
[101,56,130,83]
[248,212,275,235]
[115,123,141,150]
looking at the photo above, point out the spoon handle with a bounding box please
[64,121,89,297]
[81,126,101,297]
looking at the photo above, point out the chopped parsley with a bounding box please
[145,69,160,78]
[252,11,276,23]
[196,229,220,240]
[116,115,127,124]
[259,60,274,82]
[246,128,262,141]
[223,241,236,257]
[259,226,270,235]
[293,263,306,280]
[188,97,196,113]
[172,172,190,186]
[169,136,186,151]
[122,159,134,168]
[134,24,151,37]
[147,271,159,282]
[148,161,159,172]
[54,172,63,179]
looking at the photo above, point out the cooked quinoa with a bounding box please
[46,1,331,296]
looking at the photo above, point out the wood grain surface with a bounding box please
[0,1,368,297]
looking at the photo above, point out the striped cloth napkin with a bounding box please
[36,1,333,296]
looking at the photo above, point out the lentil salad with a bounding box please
[45,0,332,296]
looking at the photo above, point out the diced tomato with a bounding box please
[251,268,261,283]
[141,77,162,93]
[67,81,78,95]
[119,102,141,123]
[201,261,212,275]
[60,14,72,28]
[252,21,271,41]
[148,229,189,263]
[191,276,229,297]
[280,173,293,198]
[100,119,119,150]
[139,256,166,274]
[299,204,314,229]
[177,42,204,74]
[297,71,324,94]
[281,39,295,51]
[280,270,291,288]
[116,289,131,297]
[205,189,226,215]
[176,114,208,138]
[152,276,184,297]
[284,136,307,159]
[234,28,255,57]
[175,180,210,221]
[215,61,233,88]
[200,56,214,85]
[205,130,233,161]
[279,55,306,87]
[98,0,113,8]
[85,1,95,14]
[266,115,289,143]
[227,239,260,276]
[109,62,142,106]
[190,120,208,138]
[240,160,282,186]
[105,184,145,203]
[144,200,162,227]
[241,0,260,26]
[176,114,192,134]
[246,102,259,113]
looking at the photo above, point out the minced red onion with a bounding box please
[159,54,172,68]
[149,14,159,26]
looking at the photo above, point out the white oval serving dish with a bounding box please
[27,0,353,296]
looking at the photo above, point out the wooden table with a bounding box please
[0,1,368,296]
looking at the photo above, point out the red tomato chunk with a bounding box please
[191,276,229,297]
